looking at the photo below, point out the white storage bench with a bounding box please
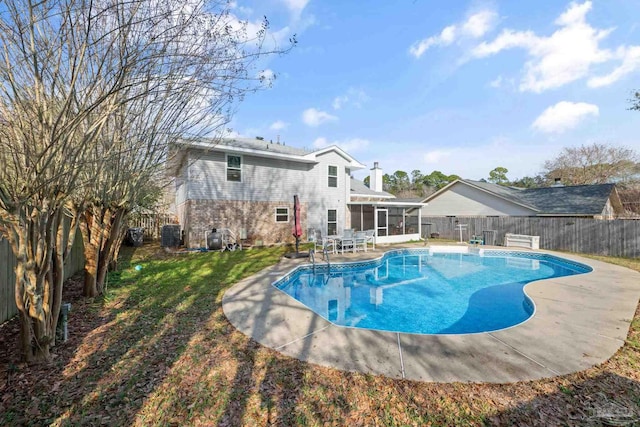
[504,233,540,250]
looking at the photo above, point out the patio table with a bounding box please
[332,233,356,254]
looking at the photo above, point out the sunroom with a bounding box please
[348,200,427,244]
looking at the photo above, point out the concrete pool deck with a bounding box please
[222,244,640,383]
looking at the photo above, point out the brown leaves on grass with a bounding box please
[1,244,639,426]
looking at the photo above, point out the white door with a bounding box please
[377,208,388,237]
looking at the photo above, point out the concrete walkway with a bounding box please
[222,245,640,383]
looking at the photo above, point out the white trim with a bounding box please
[348,201,427,207]
[275,207,289,223]
[178,140,319,164]
[305,144,367,170]
[226,153,242,183]
[219,145,318,163]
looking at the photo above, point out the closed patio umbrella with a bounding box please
[292,194,302,254]
[285,195,308,259]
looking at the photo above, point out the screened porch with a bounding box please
[348,201,426,244]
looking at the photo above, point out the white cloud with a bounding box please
[473,1,615,92]
[532,101,599,133]
[332,87,369,110]
[313,137,370,153]
[332,95,348,110]
[258,69,275,86]
[588,45,640,87]
[462,10,498,38]
[269,120,288,131]
[228,1,253,15]
[423,149,453,164]
[489,75,503,88]
[409,9,497,58]
[302,108,338,127]
[282,0,309,14]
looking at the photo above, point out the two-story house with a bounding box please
[169,137,426,248]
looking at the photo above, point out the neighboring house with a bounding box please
[168,138,426,248]
[420,179,624,219]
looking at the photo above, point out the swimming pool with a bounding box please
[273,248,592,335]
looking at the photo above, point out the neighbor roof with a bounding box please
[424,179,618,216]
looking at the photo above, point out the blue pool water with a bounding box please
[274,249,591,334]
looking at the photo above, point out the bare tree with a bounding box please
[0,0,291,361]
[542,143,639,185]
[0,0,124,362]
[78,0,284,297]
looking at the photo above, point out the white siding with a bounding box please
[185,148,355,235]
[175,161,188,206]
[423,182,536,216]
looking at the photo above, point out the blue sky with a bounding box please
[226,0,640,182]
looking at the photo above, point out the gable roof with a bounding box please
[422,179,618,216]
[169,137,366,175]
[509,183,618,215]
[216,137,310,156]
[350,177,395,198]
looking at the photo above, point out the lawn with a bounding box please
[1,244,639,426]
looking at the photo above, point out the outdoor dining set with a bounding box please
[309,228,376,255]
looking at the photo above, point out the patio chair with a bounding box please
[364,229,375,250]
[354,231,367,252]
[339,229,355,254]
[314,230,336,255]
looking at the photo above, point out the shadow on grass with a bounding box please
[2,244,640,426]
[488,371,640,425]
[0,243,290,425]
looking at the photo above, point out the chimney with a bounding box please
[552,177,564,187]
[370,162,383,192]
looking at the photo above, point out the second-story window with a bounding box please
[226,154,241,182]
[328,165,338,187]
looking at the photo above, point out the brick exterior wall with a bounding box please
[183,199,307,248]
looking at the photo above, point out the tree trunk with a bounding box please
[96,208,126,294]
[81,205,106,298]
[81,205,128,296]
[9,205,68,363]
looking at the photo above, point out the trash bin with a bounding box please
[207,230,222,250]
[482,230,497,246]
[126,227,144,247]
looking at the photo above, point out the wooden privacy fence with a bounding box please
[422,216,640,258]
[0,232,84,324]
[128,213,178,240]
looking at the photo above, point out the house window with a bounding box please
[275,207,289,223]
[226,154,242,182]
[328,165,338,188]
[327,209,337,235]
